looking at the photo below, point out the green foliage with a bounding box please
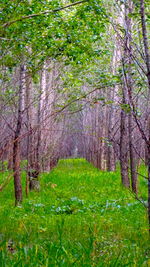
[0,0,108,69]
[120,103,131,113]
[0,0,117,109]
[0,159,149,266]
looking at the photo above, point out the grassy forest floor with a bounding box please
[0,159,149,266]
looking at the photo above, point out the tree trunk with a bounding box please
[140,0,150,231]
[120,101,130,188]
[128,113,137,194]
[25,69,33,196]
[28,69,45,191]
[125,0,138,194]
[120,20,130,188]
[7,140,13,170]
[13,65,25,205]
[148,128,150,232]
[35,70,43,174]
[106,90,116,172]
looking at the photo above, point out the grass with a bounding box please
[0,158,149,266]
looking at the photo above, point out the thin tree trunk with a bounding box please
[13,65,24,205]
[128,113,137,194]
[125,0,138,194]
[107,89,116,172]
[7,140,13,170]
[25,70,33,196]
[28,69,44,191]
[140,0,150,231]
[120,101,130,188]
[148,129,150,233]
[120,15,130,188]
[36,71,43,174]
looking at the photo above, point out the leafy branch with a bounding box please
[3,0,88,28]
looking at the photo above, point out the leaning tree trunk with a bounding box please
[13,65,25,205]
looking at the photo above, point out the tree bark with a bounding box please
[13,65,24,205]
[125,0,138,194]
[120,11,130,188]
[128,113,137,194]
[140,0,150,231]
[25,69,33,195]
[120,98,130,188]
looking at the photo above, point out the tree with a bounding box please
[13,65,25,205]
[139,0,150,231]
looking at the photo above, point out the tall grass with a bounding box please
[0,159,149,266]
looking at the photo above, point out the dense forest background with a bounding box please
[0,0,150,267]
[0,1,150,263]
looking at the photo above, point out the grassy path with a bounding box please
[0,159,149,266]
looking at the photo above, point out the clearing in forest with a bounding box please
[0,159,149,266]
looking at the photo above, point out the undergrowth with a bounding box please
[0,159,149,266]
